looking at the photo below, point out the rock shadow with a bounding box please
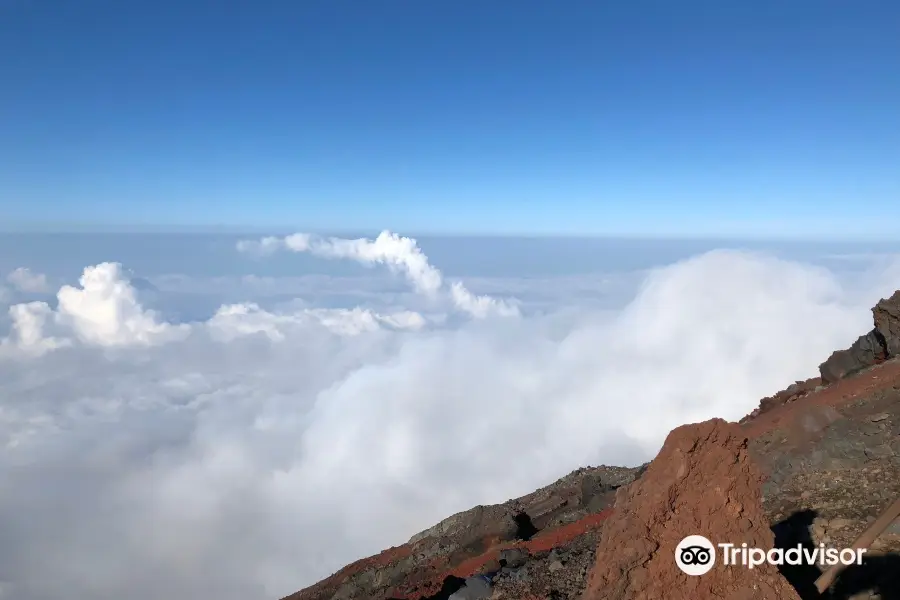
[771,509,900,600]
[513,511,539,541]
[771,509,824,599]
[831,554,900,600]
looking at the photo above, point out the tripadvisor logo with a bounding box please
[675,535,866,576]
[675,535,716,576]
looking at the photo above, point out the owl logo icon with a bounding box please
[675,535,716,576]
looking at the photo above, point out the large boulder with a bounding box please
[819,290,900,383]
[582,419,800,600]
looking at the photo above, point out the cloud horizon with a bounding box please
[1,232,899,600]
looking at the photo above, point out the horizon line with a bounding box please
[1,224,900,245]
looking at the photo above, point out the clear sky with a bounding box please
[1,0,898,237]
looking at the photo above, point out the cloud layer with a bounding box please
[1,235,899,600]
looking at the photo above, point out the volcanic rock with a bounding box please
[582,419,800,600]
[873,290,900,357]
[819,291,900,383]
[280,466,642,600]
[819,330,887,384]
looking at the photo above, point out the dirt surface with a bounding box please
[746,360,900,600]
[282,293,900,600]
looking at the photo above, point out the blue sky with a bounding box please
[1,0,897,237]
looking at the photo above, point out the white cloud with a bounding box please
[236,236,286,255]
[237,231,520,318]
[2,263,190,352]
[55,263,190,347]
[2,302,71,356]
[207,302,425,342]
[449,280,519,318]
[6,268,50,294]
[1,241,899,600]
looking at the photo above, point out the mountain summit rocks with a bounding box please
[819,291,900,383]
[874,291,900,357]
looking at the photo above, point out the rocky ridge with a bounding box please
[283,465,644,600]
[283,292,900,600]
[819,291,900,384]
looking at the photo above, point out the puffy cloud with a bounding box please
[2,302,71,356]
[2,263,189,351]
[1,241,899,600]
[3,264,429,354]
[6,267,50,294]
[56,263,190,347]
[237,231,519,318]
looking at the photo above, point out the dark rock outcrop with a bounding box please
[874,291,900,357]
[819,330,887,383]
[819,291,900,383]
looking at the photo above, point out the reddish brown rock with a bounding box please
[582,419,800,600]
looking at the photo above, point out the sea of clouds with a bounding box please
[1,231,899,600]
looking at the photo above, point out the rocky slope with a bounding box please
[283,292,900,600]
[818,291,900,384]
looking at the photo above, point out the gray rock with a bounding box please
[819,291,900,384]
[886,519,900,535]
[819,330,886,383]
[865,444,895,460]
[448,575,492,600]
[499,548,527,568]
